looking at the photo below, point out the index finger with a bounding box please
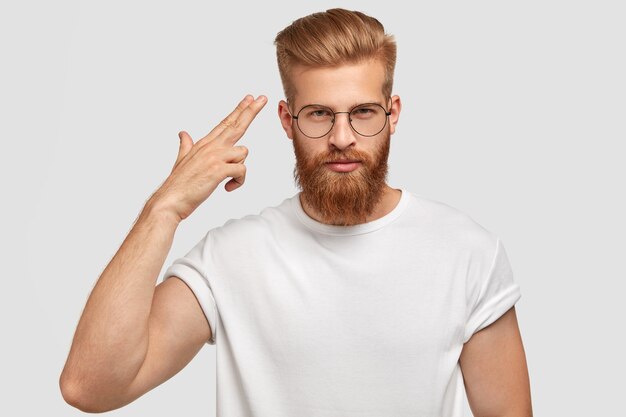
[196,94,255,147]
[215,95,268,146]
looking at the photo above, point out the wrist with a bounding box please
[141,197,182,227]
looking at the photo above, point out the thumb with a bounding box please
[178,131,194,153]
[174,131,194,165]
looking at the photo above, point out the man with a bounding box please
[60,8,532,417]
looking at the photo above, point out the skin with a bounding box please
[61,56,532,415]
[59,96,269,412]
[280,60,533,416]
[460,306,533,417]
[278,60,403,226]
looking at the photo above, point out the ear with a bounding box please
[388,95,402,135]
[278,100,295,140]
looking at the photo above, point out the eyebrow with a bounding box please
[307,100,384,110]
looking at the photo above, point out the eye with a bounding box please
[306,108,332,118]
[351,105,379,118]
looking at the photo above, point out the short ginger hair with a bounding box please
[274,8,397,105]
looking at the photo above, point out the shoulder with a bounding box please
[209,196,293,246]
[407,191,499,255]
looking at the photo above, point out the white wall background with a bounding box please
[1,0,624,415]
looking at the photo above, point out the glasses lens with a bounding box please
[297,105,334,138]
[295,103,389,138]
[350,104,387,136]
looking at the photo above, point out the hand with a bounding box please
[150,94,267,222]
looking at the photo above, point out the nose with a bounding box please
[328,112,357,150]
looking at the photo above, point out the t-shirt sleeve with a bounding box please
[162,230,217,345]
[463,237,522,344]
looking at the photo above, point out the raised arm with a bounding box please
[59,94,267,412]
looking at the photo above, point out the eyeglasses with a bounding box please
[288,100,392,138]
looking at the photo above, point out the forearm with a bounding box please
[60,197,180,403]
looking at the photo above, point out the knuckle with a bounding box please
[202,149,215,160]
[206,154,221,168]
[219,117,234,129]
[232,121,244,134]
[206,158,220,171]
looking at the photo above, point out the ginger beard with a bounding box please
[291,127,391,226]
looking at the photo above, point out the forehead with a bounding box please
[290,60,386,110]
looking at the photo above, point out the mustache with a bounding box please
[315,151,368,164]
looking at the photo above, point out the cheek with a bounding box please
[292,131,312,151]
[364,137,389,164]
[292,136,311,157]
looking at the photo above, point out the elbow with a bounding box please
[59,374,114,414]
[59,376,87,412]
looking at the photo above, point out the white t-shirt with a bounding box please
[162,188,522,417]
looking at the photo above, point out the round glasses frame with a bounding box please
[288,99,392,139]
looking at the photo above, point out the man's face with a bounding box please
[278,60,401,226]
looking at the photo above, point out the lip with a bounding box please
[325,161,361,172]
[326,160,361,163]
